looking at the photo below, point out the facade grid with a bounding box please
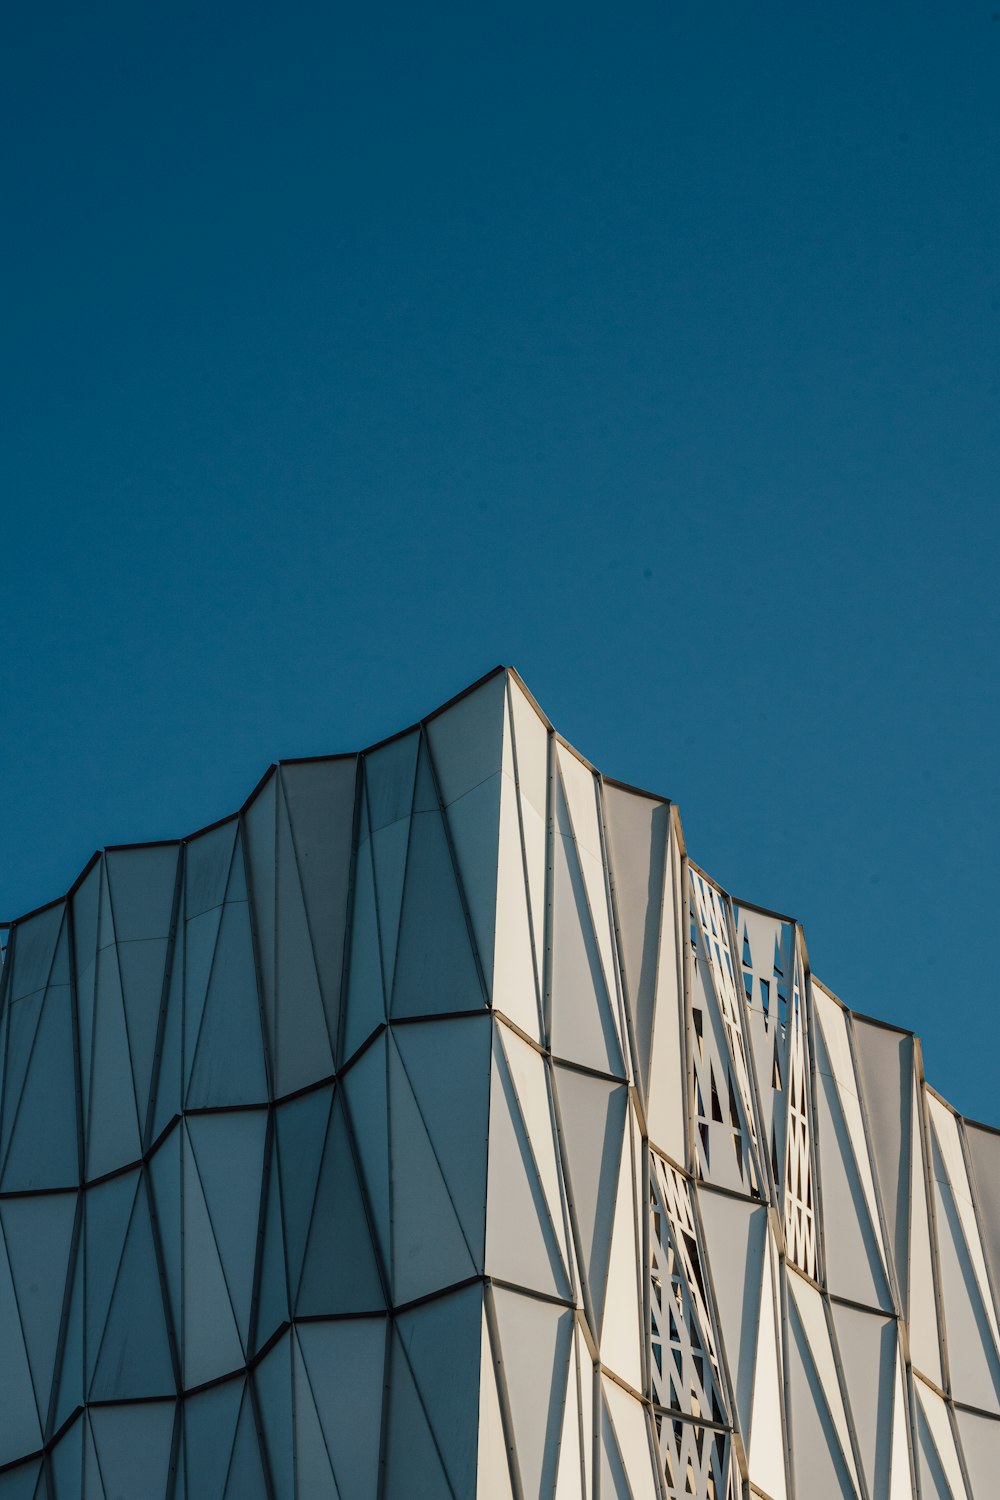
[0,666,996,1499]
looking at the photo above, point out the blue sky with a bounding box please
[3,2,998,1118]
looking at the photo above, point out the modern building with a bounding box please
[0,666,996,1499]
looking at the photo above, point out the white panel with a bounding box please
[813,1014,893,1312]
[853,1018,913,1306]
[955,1407,1000,1500]
[478,1307,516,1500]
[600,1114,643,1390]
[966,1124,1000,1308]
[508,677,548,821]
[830,1302,898,1500]
[577,1323,595,1500]
[749,1232,788,1500]
[488,1026,572,1298]
[554,1331,585,1500]
[928,1096,1000,1351]
[602,1376,658,1500]
[788,1274,861,1494]
[915,1379,970,1500]
[813,990,889,1268]
[909,1077,945,1386]
[645,820,686,1163]
[507,679,549,994]
[889,1352,914,1500]
[550,774,624,1077]
[696,1188,768,1440]
[557,746,617,1003]
[553,1066,628,1322]
[927,1123,1000,1412]
[491,1287,574,1500]
[492,768,541,1039]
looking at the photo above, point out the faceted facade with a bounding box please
[0,666,998,1499]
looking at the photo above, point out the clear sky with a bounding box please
[3,2,998,1119]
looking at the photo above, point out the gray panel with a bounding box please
[52,1212,85,1433]
[396,1284,483,1499]
[272,777,334,1096]
[389,1030,477,1303]
[7,904,65,1002]
[342,813,386,1062]
[105,845,179,942]
[1,977,78,1190]
[184,820,238,921]
[242,770,278,1072]
[90,1175,173,1400]
[290,1335,340,1497]
[296,1317,388,1498]
[364,730,419,833]
[297,1089,386,1314]
[148,1121,182,1342]
[254,1333,294,1500]
[186,1109,266,1347]
[50,1415,84,1500]
[116,937,169,1128]
[383,1325,456,1500]
[0,1462,42,1499]
[185,895,267,1108]
[183,1378,244,1500]
[0,1218,41,1466]
[84,1171,139,1382]
[392,1014,490,1267]
[341,1031,391,1279]
[86,943,142,1179]
[425,671,506,809]
[181,1121,245,1386]
[280,757,357,1041]
[0,1193,77,1422]
[274,1084,331,1298]
[252,1127,289,1351]
[390,743,485,1018]
[88,1402,175,1500]
[223,1383,269,1500]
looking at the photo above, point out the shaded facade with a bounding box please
[0,666,997,1499]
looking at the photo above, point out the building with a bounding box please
[0,666,996,1499]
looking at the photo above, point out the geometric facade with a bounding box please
[0,665,998,1499]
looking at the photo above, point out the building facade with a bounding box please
[0,667,997,1499]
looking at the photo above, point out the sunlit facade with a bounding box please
[0,667,996,1498]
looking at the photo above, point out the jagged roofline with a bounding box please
[1,664,989,1139]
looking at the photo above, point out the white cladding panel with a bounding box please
[0,668,993,1499]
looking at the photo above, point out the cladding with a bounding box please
[0,667,994,1498]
